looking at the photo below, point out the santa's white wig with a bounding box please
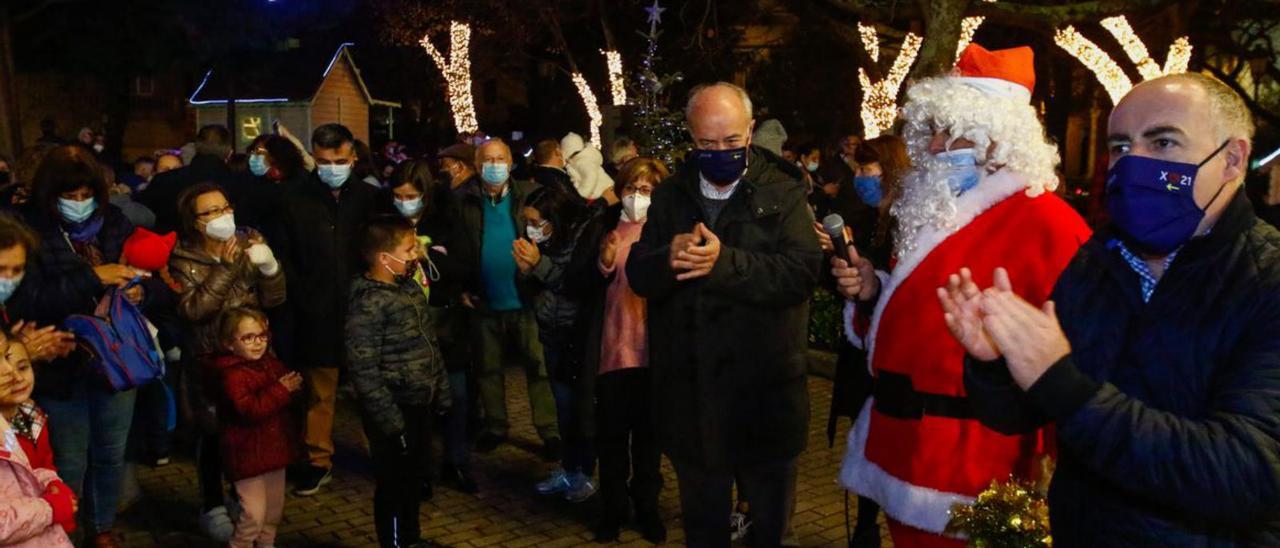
[891,76,1061,256]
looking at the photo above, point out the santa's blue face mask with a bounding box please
[1105,140,1231,256]
[693,147,748,186]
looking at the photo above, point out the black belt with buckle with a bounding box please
[873,370,972,420]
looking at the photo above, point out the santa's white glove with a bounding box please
[246,243,279,276]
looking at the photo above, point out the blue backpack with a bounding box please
[63,285,164,392]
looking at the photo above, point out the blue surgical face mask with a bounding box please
[318,164,352,188]
[0,273,23,304]
[806,161,820,173]
[936,148,980,195]
[854,175,883,207]
[481,162,510,186]
[1105,141,1231,256]
[248,154,269,176]
[395,197,424,218]
[58,197,97,223]
[693,147,748,185]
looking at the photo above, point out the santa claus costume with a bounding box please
[839,44,1092,546]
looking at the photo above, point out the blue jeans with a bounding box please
[543,335,594,475]
[443,370,470,466]
[39,376,138,533]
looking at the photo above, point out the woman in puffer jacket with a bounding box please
[516,185,602,502]
[167,182,286,540]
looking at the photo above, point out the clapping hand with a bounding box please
[980,282,1072,390]
[670,223,721,281]
[937,267,1007,362]
[936,267,1073,390]
[11,320,77,362]
[600,231,621,269]
[279,371,303,392]
[512,239,541,274]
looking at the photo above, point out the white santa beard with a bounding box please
[891,161,961,257]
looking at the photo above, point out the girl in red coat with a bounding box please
[211,307,301,548]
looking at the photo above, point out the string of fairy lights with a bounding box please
[856,24,922,139]
[602,49,627,106]
[413,8,1193,143]
[419,21,479,134]
[571,72,604,148]
[1054,15,1193,104]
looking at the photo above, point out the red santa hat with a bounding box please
[123,228,177,272]
[953,44,1035,103]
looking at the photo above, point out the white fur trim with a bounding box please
[842,270,890,354]
[952,76,1031,103]
[840,399,974,535]
[866,170,1030,365]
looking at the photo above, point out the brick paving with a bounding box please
[117,364,885,547]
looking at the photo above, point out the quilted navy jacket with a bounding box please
[966,191,1280,545]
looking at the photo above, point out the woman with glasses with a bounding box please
[168,182,286,542]
[567,157,669,543]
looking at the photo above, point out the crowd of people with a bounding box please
[0,40,1279,548]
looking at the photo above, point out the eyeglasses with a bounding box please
[622,184,654,196]
[197,204,234,219]
[238,331,270,344]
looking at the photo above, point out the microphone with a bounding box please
[822,213,853,264]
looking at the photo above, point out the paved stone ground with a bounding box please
[116,363,885,547]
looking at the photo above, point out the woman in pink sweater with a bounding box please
[572,158,669,543]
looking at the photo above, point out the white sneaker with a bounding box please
[199,506,235,542]
[564,472,597,503]
[536,468,570,495]
[730,511,752,542]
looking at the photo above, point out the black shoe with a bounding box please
[440,463,479,494]
[541,437,562,462]
[850,525,882,548]
[293,465,332,496]
[637,511,666,544]
[593,518,621,543]
[475,432,506,453]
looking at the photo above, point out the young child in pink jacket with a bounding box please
[0,333,75,547]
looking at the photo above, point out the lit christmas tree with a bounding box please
[629,0,690,168]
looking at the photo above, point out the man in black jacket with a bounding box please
[276,123,381,496]
[140,125,236,233]
[935,73,1280,544]
[530,139,581,203]
[627,82,822,547]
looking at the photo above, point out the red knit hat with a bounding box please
[954,44,1036,102]
[123,228,177,272]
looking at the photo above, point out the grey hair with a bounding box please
[473,137,511,163]
[1157,72,1255,144]
[685,82,753,120]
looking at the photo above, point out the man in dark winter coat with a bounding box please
[940,73,1280,544]
[530,139,582,203]
[140,125,236,233]
[274,123,381,496]
[627,82,822,547]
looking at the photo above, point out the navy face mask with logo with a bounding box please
[1105,140,1231,256]
[693,147,748,185]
